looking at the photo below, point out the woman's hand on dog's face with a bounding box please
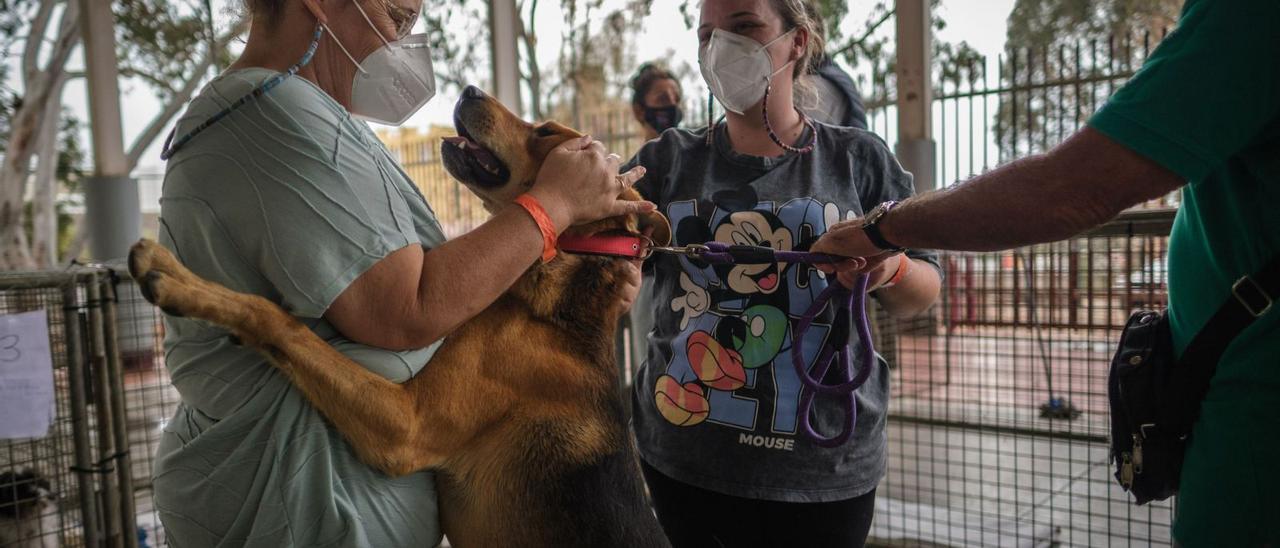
[530,135,657,230]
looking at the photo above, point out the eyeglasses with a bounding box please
[386,0,420,40]
[361,0,419,41]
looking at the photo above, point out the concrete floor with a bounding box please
[872,421,1174,547]
[871,327,1175,547]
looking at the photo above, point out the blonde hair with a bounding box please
[770,0,826,109]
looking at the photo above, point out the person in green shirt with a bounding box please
[811,1,1279,545]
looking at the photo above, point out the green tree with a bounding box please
[995,0,1182,158]
[1006,0,1179,51]
[0,0,246,270]
[424,0,651,122]
[551,0,653,126]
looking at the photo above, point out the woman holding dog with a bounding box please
[626,0,941,545]
[151,0,649,546]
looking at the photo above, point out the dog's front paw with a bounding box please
[128,239,195,317]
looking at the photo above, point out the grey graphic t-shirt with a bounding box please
[627,122,939,503]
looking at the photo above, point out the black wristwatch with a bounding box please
[860,201,906,253]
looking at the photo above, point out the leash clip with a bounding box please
[649,244,711,258]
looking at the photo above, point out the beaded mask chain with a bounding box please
[705,86,817,154]
[761,84,816,154]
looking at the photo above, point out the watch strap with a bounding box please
[862,201,905,253]
[864,222,903,253]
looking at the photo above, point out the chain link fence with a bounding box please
[1,270,143,548]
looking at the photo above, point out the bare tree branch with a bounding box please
[125,16,249,170]
[118,67,180,97]
[518,0,544,119]
[22,0,58,82]
[1,3,79,206]
[830,8,895,60]
[31,75,67,268]
[0,0,80,270]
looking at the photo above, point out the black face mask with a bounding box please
[643,105,683,134]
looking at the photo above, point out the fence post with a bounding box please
[101,275,140,548]
[87,278,126,548]
[63,281,102,548]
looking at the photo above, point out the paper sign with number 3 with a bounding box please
[0,310,55,439]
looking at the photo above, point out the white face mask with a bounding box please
[698,28,796,115]
[325,2,436,126]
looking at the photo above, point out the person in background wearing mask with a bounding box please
[152,0,651,545]
[630,63,685,141]
[625,0,940,545]
[623,62,684,383]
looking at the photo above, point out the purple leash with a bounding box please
[790,278,875,447]
[652,241,876,447]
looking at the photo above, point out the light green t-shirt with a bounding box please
[154,68,446,547]
[1089,1,1280,545]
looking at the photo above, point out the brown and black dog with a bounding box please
[128,86,673,547]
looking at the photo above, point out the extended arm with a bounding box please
[327,137,653,350]
[814,128,1184,259]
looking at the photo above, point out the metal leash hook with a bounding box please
[650,241,875,447]
[647,243,712,259]
[650,241,868,269]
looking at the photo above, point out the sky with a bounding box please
[60,0,1018,179]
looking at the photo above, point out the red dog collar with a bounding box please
[557,233,651,260]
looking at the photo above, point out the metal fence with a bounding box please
[111,273,180,548]
[859,32,1176,547]
[0,269,177,548]
[1,270,130,547]
[870,213,1173,547]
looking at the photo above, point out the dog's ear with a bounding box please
[640,210,671,246]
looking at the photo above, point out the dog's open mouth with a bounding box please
[441,118,510,189]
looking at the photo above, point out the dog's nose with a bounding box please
[463,86,486,100]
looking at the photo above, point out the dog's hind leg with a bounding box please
[128,239,476,476]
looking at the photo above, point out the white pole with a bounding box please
[80,0,140,261]
[894,0,936,193]
[489,0,523,117]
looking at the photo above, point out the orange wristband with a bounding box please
[881,254,912,289]
[514,194,558,263]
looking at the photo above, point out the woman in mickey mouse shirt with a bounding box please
[625,0,941,546]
